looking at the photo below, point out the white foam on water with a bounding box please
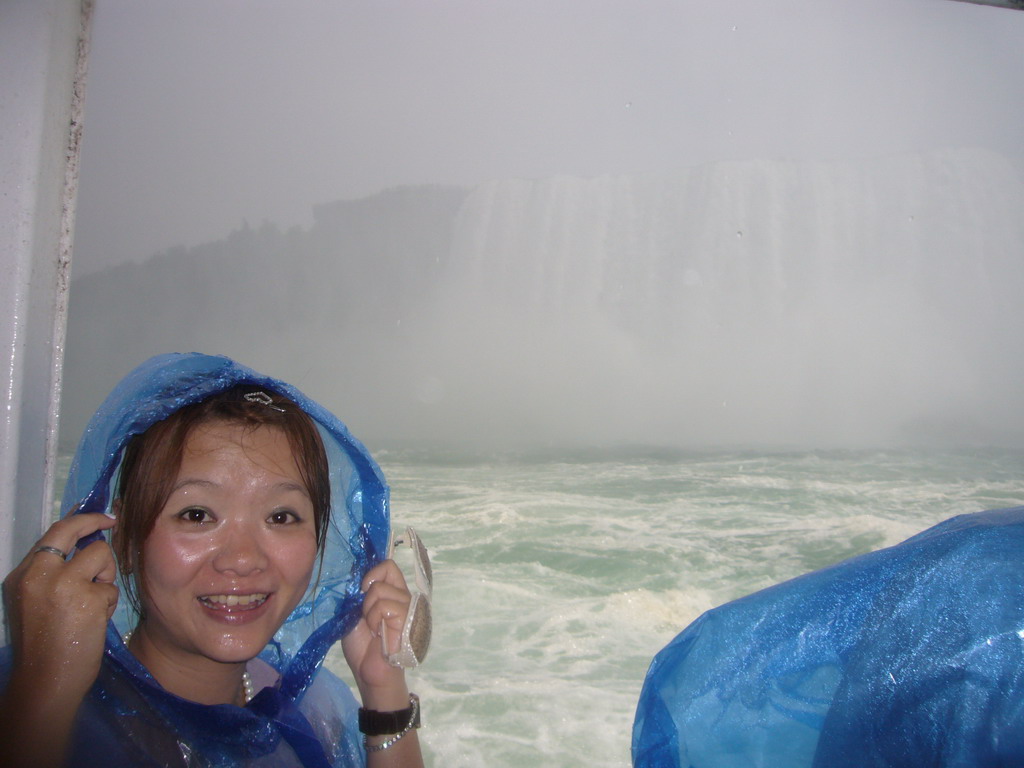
[331,448,1024,767]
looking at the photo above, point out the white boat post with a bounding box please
[0,0,93,624]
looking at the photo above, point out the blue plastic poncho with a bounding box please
[632,507,1024,768]
[13,353,391,767]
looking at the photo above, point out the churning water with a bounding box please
[53,446,1024,765]
[326,447,1024,767]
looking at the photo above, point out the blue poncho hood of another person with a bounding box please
[60,352,390,767]
[632,506,1024,768]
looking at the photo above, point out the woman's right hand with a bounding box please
[0,512,119,766]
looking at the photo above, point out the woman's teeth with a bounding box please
[200,593,268,608]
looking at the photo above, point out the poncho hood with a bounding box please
[61,352,389,766]
[632,506,1024,768]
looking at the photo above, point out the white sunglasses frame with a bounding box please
[381,526,432,668]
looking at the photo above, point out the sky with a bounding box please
[72,0,1024,275]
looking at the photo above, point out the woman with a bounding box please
[0,353,427,767]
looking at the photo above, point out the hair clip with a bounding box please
[243,391,285,412]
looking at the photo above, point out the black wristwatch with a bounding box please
[358,693,421,736]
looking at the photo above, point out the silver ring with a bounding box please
[32,545,68,561]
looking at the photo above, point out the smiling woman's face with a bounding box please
[137,420,319,667]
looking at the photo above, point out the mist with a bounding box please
[64,0,1024,452]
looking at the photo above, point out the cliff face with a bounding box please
[63,185,471,446]
[63,151,1024,450]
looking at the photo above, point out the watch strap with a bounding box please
[358,694,421,736]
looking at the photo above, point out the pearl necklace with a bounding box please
[122,630,255,705]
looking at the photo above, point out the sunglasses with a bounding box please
[383,526,433,668]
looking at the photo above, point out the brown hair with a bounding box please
[113,385,330,613]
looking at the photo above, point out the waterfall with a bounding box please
[64,149,1024,449]
[425,148,1024,447]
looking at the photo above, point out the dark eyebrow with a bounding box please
[170,478,310,497]
[274,481,311,497]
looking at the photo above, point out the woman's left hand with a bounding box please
[342,559,413,708]
[343,559,424,766]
